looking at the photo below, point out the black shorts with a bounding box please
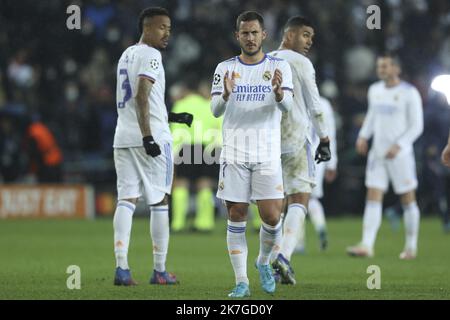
[174,144,220,180]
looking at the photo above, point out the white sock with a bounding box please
[309,197,326,233]
[257,220,282,265]
[280,204,307,261]
[296,218,306,250]
[150,205,170,272]
[270,213,284,262]
[227,220,248,285]
[361,201,382,250]
[113,200,136,270]
[403,201,420,253]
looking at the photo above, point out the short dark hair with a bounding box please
[138,7,169,34]
[378,52,402,68]
[283,16,314,32]
[236,11,264,31]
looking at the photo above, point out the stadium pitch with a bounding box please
[1,217,449,300]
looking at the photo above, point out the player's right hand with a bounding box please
[143,135,161,157]
[325,169,337,183]
[315,139,331,164]
[223,71,235,101]
[272,68,284,102]
[168,112,193,127]
[356,137,368,156]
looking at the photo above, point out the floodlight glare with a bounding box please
[431,75,450,105]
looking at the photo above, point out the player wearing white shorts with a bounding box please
[210,11,293,297]
[296,96,338,253]
[347,53,423,259]
[268,16,331,285]
[112,8,191,286]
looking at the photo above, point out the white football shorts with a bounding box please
[216,160,284,203]
[114,143,173,205]
[281,141,316,196]
[365,149,418,194]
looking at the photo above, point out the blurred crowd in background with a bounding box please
[1,0,450,216]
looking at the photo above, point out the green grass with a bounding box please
[0,217,449,299]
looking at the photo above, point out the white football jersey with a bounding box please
[359,81,423,158]
[311,96,338,170]
[113,44,172,148]
[210,54,293,163]
[269,49,328,154]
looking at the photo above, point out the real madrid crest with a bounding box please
[263,71,272,81]
[219,181,224,191]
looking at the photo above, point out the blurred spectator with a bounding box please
[84,0,116,40]
[24,114,63,183]
[0,108,26,182]
[7,49,38,112]
[0,71,6,107]
[57,81,89,160]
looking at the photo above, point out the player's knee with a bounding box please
[228,209,247,221]
[400,191,416,204]
[154,195,169,206]
[366,188,384,202]
[261,214,281,226]
[173,178,189,188]
[196,177,213,191]
[120,198,138,205]
[226,202,248,221]
[287,193,310,207]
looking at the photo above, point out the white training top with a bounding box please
[113,44,172,148]
[269,49,328,154]
[358,80,423,158]
[311,96,338,170]
[210,54,294,163]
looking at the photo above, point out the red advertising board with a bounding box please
[0,185,95,219]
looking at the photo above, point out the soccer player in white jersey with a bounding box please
[296,96,338,253]
[112,7,191,286]
[268,16,331,285]
[210,11,294,297]
[347,53,423,260]
[442,132,450,167]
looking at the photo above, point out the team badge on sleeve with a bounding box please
[213,73,221,85]
[150,59,159,70]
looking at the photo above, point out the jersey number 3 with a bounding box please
[118,69,132,108]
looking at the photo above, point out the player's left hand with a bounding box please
[315,138,331,164]
[325,169,337,183]
[272,68,284,102]
[441,144,450,167]
[385,144,400,159]
[143,135,161,157]
[168,112,193,127]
